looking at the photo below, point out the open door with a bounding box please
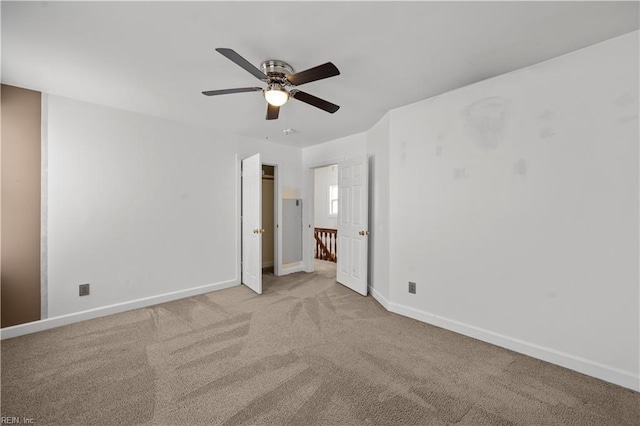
[242,153,262,294]
[336,156,368,295]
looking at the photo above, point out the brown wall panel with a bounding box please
[1,84,42,327]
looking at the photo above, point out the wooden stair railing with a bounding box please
[314,228,337,263]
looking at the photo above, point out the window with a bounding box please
[329,184,338,217]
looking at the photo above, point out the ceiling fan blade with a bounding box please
[291,90,340,114]
[202,87,262,96]
[286,62,340,86]
[216,48,267,81]
[266,103,280,120]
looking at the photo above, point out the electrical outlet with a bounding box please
[408,281,416,294]
[79,283,90,296]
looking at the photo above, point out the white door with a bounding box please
[336,156,368,295]
[242,153,262,294]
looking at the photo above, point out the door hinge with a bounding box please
[240,171,244,178]
[240,216,243,222]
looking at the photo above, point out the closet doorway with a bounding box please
[261,164,276,274]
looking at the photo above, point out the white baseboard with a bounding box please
[280,262,305,276]
[0,279,240,340]
[369,286,391,310]
[3,277,637,392]
[387,301,639,392]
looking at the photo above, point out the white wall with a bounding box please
[388,32,639,390]
[313,165,338,230]
[45,95,302,317]
[300,32,640,391]
[366,114,391,302]
[302,132,366,169]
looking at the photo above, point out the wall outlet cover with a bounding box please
[409,281,416,294]
[79,283,90,296]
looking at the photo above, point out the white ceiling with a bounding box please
[2,1,638,147]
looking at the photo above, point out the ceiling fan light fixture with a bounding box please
[264,84,289,107]
[203,49,340,120]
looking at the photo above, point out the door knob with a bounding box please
[261,228,266,234]
[253,229,259,234]
[359,230,370,236]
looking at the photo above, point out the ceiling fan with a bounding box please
[202,48,340,120]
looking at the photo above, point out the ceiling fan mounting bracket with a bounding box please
[261,60,294,83]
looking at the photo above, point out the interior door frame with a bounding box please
[236,155,283,285]
[303,159,344,274]
[262,161,281,276]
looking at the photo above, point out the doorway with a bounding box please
[312,164,338,280]
[261,164,276,275]
[258,162,304,292]
[307,156,369,296]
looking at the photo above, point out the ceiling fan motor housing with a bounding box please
[261,60,294,81]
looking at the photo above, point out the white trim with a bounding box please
[280,261,305,276]
[306,158,348,171]
[305,167,315,273]
[369,286,390,310]
[261,161,281,277]
[304,161,345,273]
[386,301,640,392]
[236,154,242,287]
[1,279,239,340]
[40,92,49,319]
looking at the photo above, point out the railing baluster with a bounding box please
[313,227,338,263]
[332,233,335,259]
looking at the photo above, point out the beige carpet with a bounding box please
[2,260,638,425]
